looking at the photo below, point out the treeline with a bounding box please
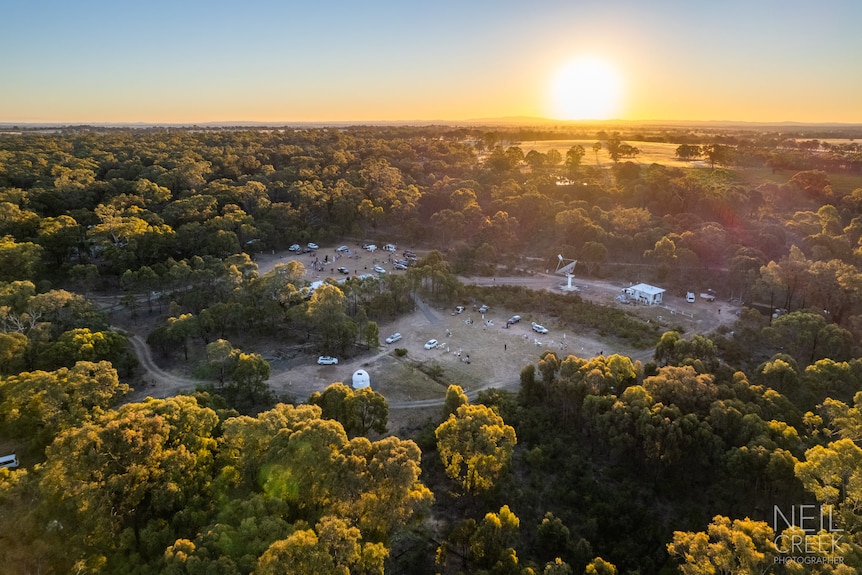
[2,127,861,308]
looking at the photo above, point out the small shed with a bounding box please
[624,283,665,305]
[352,369,371,390]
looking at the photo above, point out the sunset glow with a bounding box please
[0,2,860,124]
[549,56,622,120]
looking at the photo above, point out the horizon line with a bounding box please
[3,117,862,129]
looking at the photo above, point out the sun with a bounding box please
[550,56,622,120]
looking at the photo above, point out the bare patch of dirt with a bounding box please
[115,243,739,434]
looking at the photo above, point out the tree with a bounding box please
[444,384,469,417]
[306,284,356,355]
[667,515,779,574]
[230,351,271,405]
[0,361,129,452]
[580,241,607,276]
[565,145,586,175]
[468,505,521,572]
[701,143,734,169]
[256,516,387,575]
[309,383,388,436]
[435,403,517,494]
[642,365,718,415]
[0,331,28,374]
[592,141,602,164]
[585,557,617,575]
[45,327,132,370]
[525,149,546,171]
[345,387,389,436]
[0,235,42,282]
[37,396,219,571]
[675,144,702,161]
[766,311,853,366]
[36,215,83,267]
[790,169,833,200]
[364,320,380,349]
[605,133,623,163]
[644,236,678,279]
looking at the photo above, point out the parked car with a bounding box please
[531,322,549,334]
[424,339,438,349]
[317,356,338,365]
[478,304,489,313]
[307,242,319,250]
[336,245,349,252]
[385,333,403,344]
[454,305,465,314]
[337,266,350,274]
[289,243,301,252]
[394,262,408,270]
[685,292,696,303]
[373,264,386,274]
[506,315,522,325]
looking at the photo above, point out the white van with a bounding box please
[686,292,696,303]
[0,453,19,469]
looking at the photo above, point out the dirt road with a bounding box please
[119,245,737,413]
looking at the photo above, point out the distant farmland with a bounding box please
[516,139,701,168]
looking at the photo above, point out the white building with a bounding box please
[352,369,371,390]
[624,283,665,305]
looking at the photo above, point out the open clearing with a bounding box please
[119,243,738,432]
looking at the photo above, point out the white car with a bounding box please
[531,322,549,334]
[506,315,521,325]
[317,356,338,365]
[478,304,489,313]
[385,333,402,344]
[424,339,438,349]
[289,244,301,252]
[307,242,319,250]
[373,264,386,274]
[336,245,349,252]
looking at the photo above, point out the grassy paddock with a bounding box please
[517,139,698,168]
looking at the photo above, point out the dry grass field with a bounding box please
[517,139,698,168]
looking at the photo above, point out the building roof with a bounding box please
[629,283,665,295]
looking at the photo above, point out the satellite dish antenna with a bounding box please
[554,255,578,291]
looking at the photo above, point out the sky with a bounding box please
[2,0,861,124]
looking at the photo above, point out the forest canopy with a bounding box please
[2,124,862,573]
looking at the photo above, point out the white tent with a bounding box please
[352,369,371,389]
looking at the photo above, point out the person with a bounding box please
[504,343,507,351]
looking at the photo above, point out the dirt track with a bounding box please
[119,244,738,414]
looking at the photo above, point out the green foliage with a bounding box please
[668,515,780,574]
[435,403,517,494]
[0,360,129,452]
[309,383,389,436]
[37,395,220,572]
[197,339,273,410]
[443,384,469,418]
